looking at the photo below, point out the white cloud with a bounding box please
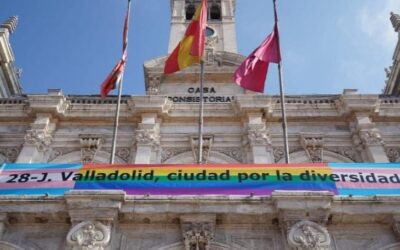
[357,0,400,50]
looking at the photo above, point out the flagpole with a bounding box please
[197,60,205,164]
[273,0,290,163]
[110,0,132,164]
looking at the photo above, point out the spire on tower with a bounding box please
[1,16,18,34]
[390,12,400,32]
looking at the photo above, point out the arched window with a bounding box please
[186,4,196,20]
[210,3,221,20]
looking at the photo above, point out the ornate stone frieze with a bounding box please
[287,220,331,250]
[66,220,111,250]
[48,148,77,162]
[79,135,104,163]
[386,147,400,163]
[116,148,131,163]
[135,129,160,147]
[191,136,213,163]
[326,147,360,162]
[180,215,216,250]
[146,75,162,95]
[247,128,271,146]
[359,129,383,146]
[0,147,21,163]
[273,147,302,163]
[24,129,53,152]
[301,135,324,163]
[215,148,243,163]
[161,148,189,163]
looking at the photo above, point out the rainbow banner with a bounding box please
[0,163,399,196]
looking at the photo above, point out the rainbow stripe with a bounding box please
[0,163,399,196]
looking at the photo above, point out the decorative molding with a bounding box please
[385,147,400,163]
[247,128,271,147]
[66,220,111,250]
[287,220,331,250]
[79,134,104,163]
[359,129,384,146]
[161,148,189,163]
[300,135,324,163]
[191,136,213,163]
[146,75,162,95]
[116,148,131,163]
[215,147,243,163]
[391,12,400,32]
[326,147,360,162]
[180,215,216,250]
[48,148,77,162]
[0,147,21,163]
[135,129,160,147]
[24,129,53,152]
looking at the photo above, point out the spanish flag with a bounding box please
[164,0,208,74]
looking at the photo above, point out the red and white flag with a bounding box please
[100,0,131,98]
[233,24,281,93]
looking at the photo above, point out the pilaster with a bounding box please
[244,112,274,163]
[134,114,161,164]
[272,191,333,250]
[16,113,55,163]
[351,113,388,162]
[65,190,125,250]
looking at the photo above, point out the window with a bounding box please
[210,3,221,20]
[186,4,196,20]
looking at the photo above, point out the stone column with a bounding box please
[245,112,274,163]
[65,190,125,250]
[180,214,216,250]
[351,113,389,163]
[134,114,160,164]
[272,191,333,250]
[16,113,55,163]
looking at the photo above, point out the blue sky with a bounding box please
[1,0,399,95]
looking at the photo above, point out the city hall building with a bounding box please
[1,1,400,249]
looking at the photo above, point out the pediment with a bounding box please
[143,52,246,95]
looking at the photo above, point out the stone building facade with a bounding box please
[0,1,400,249]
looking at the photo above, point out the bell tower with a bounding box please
[168,0,237,54]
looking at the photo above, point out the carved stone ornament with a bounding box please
[326,147,360,162]
[182,223,214,250]
[24,129,52,152]
[191,136,213,163]
[135,129,160,147]
[247,128,271,146]
[116,148,131,163]
[161,148,189,163]
[0,147,21,163]
[287,220,331,250]
[216,148,243,163]
[385,147,400,163]
[301,136,324,163]
[80,135,104,163]
[66,221,111,250]
[359,129,383,146]
[147,75,161,95]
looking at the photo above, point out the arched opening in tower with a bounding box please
[210,3,221,20]
[186,4,196,20]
